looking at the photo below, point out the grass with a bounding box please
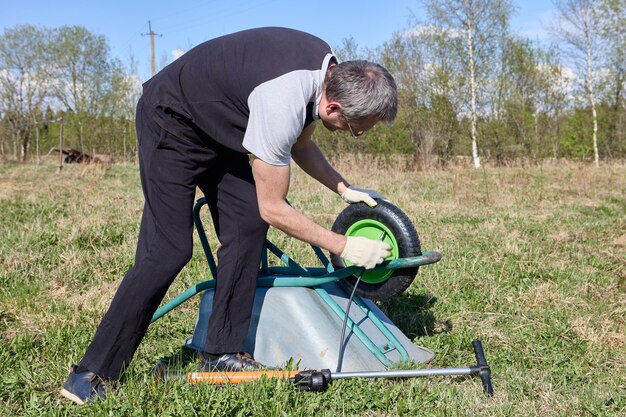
[0,158,624,416]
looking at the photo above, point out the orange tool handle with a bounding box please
[187,370,302,385]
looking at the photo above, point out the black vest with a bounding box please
[141,27,332,153]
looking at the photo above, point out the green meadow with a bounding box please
[0,159,624,416]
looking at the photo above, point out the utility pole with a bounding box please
[142,21,162,77]
[57,117,64,173]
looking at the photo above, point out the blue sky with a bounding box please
[2,1,556,81]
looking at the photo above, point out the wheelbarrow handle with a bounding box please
[327,251,443,280]
[384,251,442,269]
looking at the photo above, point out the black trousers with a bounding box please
[79,100,269,379]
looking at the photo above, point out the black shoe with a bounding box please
[199,352,264,372]
[60,365,109,405]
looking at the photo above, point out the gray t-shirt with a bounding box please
[243,54,333,165]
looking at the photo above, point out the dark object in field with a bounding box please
[49,147,113,164]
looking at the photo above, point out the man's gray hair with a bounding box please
[324,60,398,124]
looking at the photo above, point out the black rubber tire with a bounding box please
[330,200,421,301]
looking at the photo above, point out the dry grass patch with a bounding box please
[570,315,626,351]
[517,282,568,311]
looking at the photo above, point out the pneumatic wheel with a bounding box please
[330,200,421,301]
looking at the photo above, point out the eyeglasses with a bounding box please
[344,117,365,138]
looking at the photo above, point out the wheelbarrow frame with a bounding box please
[150,197,441,367]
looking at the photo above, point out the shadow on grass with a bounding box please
[378,292,452,339]
[150,345,199,381]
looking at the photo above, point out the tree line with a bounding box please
[0,25,139,164]
[1,0,625,167]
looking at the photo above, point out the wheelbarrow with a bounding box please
[150,197,442,371]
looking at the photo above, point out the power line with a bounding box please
[153,0,279,36]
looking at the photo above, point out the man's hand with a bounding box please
[341,186,387,207]
[341,236,391,269]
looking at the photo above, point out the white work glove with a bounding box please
[340,236,391,269]
[341,186,387,207]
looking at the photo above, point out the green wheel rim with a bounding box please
[344,219,399,284]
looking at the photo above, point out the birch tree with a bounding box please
[379,26,464,167]
[422,0,513,168]
[551,0,601,166]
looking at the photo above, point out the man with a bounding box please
[60,27,396,405]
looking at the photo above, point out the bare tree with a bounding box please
[551,0,601,166]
